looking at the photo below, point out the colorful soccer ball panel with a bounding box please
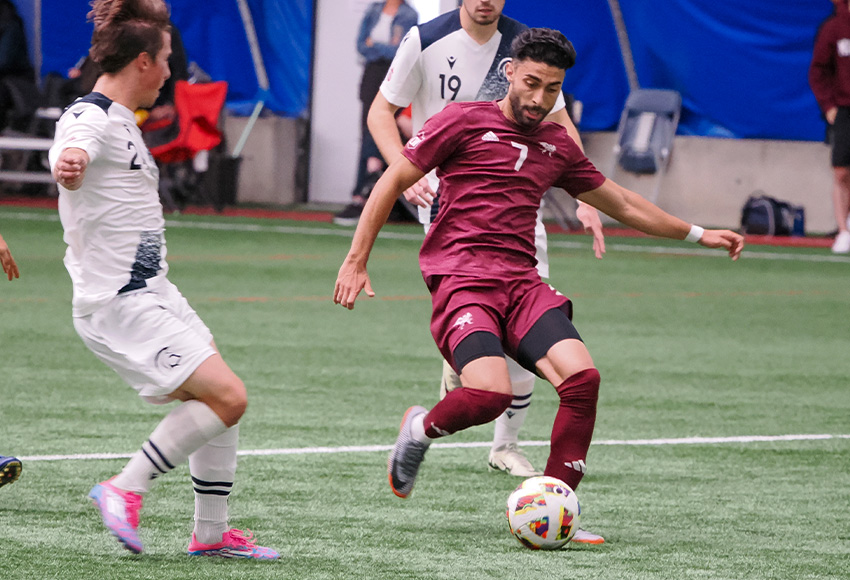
[506,476,580,550]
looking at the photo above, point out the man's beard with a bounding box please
[473,14,499,25]
[509,93,548,128]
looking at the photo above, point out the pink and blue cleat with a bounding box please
[88,479,144,554]
[187,528,279,559]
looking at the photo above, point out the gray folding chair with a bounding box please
[611,89,681,203]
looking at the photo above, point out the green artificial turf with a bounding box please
[0,208,848,579]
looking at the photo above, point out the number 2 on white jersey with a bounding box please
[510,141,528,171]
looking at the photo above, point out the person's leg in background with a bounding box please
[335,59,391,226]
[830,107,850,253]
[830,168,850,253]
[440,358,541,477]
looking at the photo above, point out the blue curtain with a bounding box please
[509,0,834,140]
[504,0,631,132]
[15,0,312,118]
[171,0,312,117]
[12,0,840,136]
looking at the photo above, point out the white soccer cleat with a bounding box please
[571,528,605,544]
[831,230,850,254]
[488,443,542,477]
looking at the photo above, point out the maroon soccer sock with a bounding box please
[544,368,601,490]
[422,387,513,439]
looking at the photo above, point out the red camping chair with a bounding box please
[149,80,228,163]
[144,80,228,211]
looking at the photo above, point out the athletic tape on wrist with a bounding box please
[685,225,705,243]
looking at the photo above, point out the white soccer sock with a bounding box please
[112,400,227,494]
[492,361,536,450]
[410,412,434,444]
[188,424,239,544]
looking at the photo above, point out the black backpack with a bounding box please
[740,193,804,236]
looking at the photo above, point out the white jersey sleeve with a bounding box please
[553,91,566,114]
[380,26,424,109]
[49,101,109,168]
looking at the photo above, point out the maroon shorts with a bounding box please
[426,272,572,372]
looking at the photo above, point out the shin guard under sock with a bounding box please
[544,368,600,490]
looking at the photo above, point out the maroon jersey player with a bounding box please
[335,27,743,538]
[413,100,603,280]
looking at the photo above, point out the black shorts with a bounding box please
[832,107,850,167]
[452,307,582,376]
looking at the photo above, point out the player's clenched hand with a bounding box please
[334,259,375,310]
[53,148,89,191]
[402,176,435,208]
[699,230,744,261]
[576,201,605,259]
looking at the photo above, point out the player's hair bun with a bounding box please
[88,0,169,31]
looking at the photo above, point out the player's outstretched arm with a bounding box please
[578,179,744,261]
[52,147,90,191]
[0,233,19,281]
[368,92,435,208]
[334,156,426,309]
[368,92,406,166]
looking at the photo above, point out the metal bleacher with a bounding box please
[0,107,60,186]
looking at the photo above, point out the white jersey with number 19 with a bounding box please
[381,10,565,140]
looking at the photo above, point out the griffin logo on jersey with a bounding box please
[539,142,557,157]
[453,312,474,330]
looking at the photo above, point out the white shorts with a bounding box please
[73,278,217,404]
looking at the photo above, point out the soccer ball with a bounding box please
[506,476,580,550]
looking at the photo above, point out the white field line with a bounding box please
[18,433,850,462]
[4,210,850,262]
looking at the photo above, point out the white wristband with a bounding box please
[685,225,704,243]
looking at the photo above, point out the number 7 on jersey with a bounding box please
[511,141,528,171]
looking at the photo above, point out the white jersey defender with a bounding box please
[379,9,565,277]
[50,92,216,400]
[50,93,168,317]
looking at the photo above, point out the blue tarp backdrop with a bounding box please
[505,0,834,140]
[12,0,312,117]
[9,0,837,140]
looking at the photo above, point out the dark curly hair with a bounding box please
[88,0,171,73]
[510,28,577,71]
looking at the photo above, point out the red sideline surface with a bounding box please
[0,196,834,248]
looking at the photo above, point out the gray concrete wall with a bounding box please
[554,132,836,234]
[223,115,299,206]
